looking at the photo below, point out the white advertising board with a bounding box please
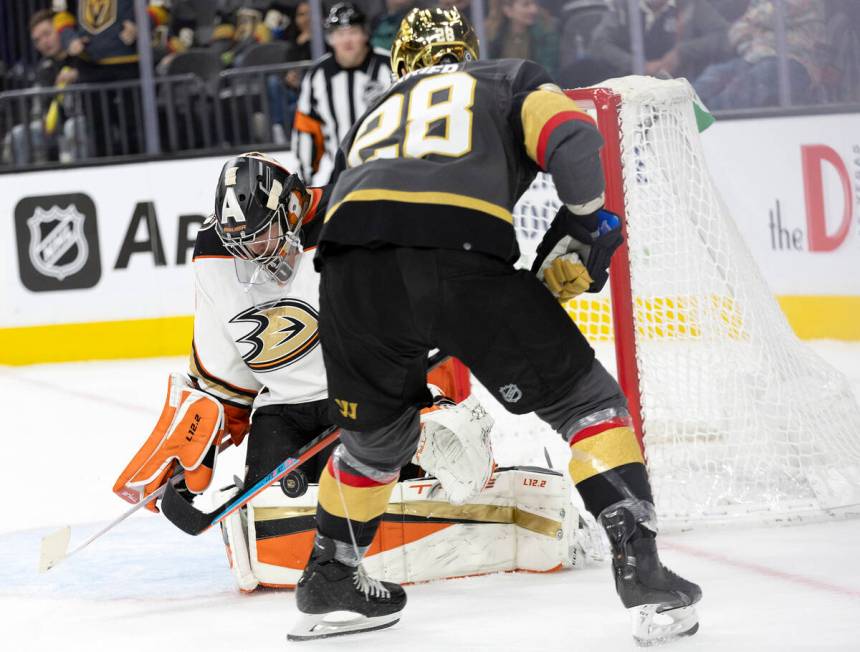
[1,112,857,338]
[0,150,297,329]
[701,112,860,296]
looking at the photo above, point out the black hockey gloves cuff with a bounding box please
[531,206,624,295]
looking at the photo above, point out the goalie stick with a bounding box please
[161,425,341,535]
[39,481,171,572]
[161,351,454,536]
[39,430,238,572]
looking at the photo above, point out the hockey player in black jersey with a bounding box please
[292,7,701,645]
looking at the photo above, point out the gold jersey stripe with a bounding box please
[521,89,590,167]
[317,466,398,522]
[325,189,513,224]
[568,426,645,483]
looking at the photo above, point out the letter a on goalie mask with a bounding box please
[414,392,495,505]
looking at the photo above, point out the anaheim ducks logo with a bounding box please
[80,0,117,35]
[230,299,320,372]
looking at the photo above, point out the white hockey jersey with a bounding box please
[188,189,329,413]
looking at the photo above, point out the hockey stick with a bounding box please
[39,435,236,572]
[39,482,169,573]
[161,425,341,535]
[161,350,455,536]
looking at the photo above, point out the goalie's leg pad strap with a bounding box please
[316,452,398,558]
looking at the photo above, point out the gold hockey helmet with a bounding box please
[390,7,479,79]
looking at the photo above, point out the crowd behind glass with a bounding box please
[1,0,858,168]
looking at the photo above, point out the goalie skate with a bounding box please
[287,536,405,642]
[600,500,701,647]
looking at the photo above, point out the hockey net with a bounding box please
[493,76,860,528]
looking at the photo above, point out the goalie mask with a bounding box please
[214,152,311,287]
[390,7,479,80]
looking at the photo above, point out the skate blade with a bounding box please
[287,611,401,642]
[630,605,699,647]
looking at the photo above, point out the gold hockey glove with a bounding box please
[543,255,593,302]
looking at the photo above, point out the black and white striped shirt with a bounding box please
[291,48,392,185]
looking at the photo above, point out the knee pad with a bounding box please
[535,359,628,440]
[338,407,422,473]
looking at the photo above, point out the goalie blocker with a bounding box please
[218,465,604,591]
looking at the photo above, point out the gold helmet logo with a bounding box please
[391,8,479,80]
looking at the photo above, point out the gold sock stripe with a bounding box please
[568,426,644,483]
[317,465,397,522]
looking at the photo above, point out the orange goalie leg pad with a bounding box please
[114,374,224,510]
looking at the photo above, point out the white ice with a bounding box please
[2,343,859,651]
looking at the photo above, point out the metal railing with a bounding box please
[1,0,858,174]
[0,60,312,171]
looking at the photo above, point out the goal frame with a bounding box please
[565,87,645,450]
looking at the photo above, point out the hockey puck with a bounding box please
[280,469,308,498]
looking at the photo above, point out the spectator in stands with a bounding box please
[586,0,730,82]
[371,0,417,51]
[291,2,391,184]
[52,0,170,156]
[211,6,274,67]
[286,1,313,61]
[267,1,313,143]
[712,0,750,22]
[819,0,860,103]
[693,0,825,109]
[53,0,169,83]
[2,9,82,165]
[486,0,559,78]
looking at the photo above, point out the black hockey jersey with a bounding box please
[317,58,605,265]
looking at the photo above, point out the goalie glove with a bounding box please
[413,389,495,506]
[113,373,225,512]
[532,206,623,300]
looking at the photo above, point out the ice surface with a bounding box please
[2,344,859,651]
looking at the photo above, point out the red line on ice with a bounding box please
[664,540,860,600]
[6,372,152,414]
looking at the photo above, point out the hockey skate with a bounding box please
[288,536,406,641]
[600,500,702,647]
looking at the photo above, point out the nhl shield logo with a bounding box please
[499,383,522,403]
[15,193,101,292]
[27,205,89,281]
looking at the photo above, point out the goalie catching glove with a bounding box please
[532,206,623,301]
[113,373,225,511]
[413,388,495,505]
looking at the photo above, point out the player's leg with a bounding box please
[433,250,700,645]
[221,399,335,591]
[244,399,335,486]
[291,247,432,640]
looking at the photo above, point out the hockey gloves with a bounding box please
[532,206,623,301]
[414,389,495,505]
[113,373,225,512]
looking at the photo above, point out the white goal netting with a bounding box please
[497,76,860,528]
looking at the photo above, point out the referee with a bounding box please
[291,3,392,184]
